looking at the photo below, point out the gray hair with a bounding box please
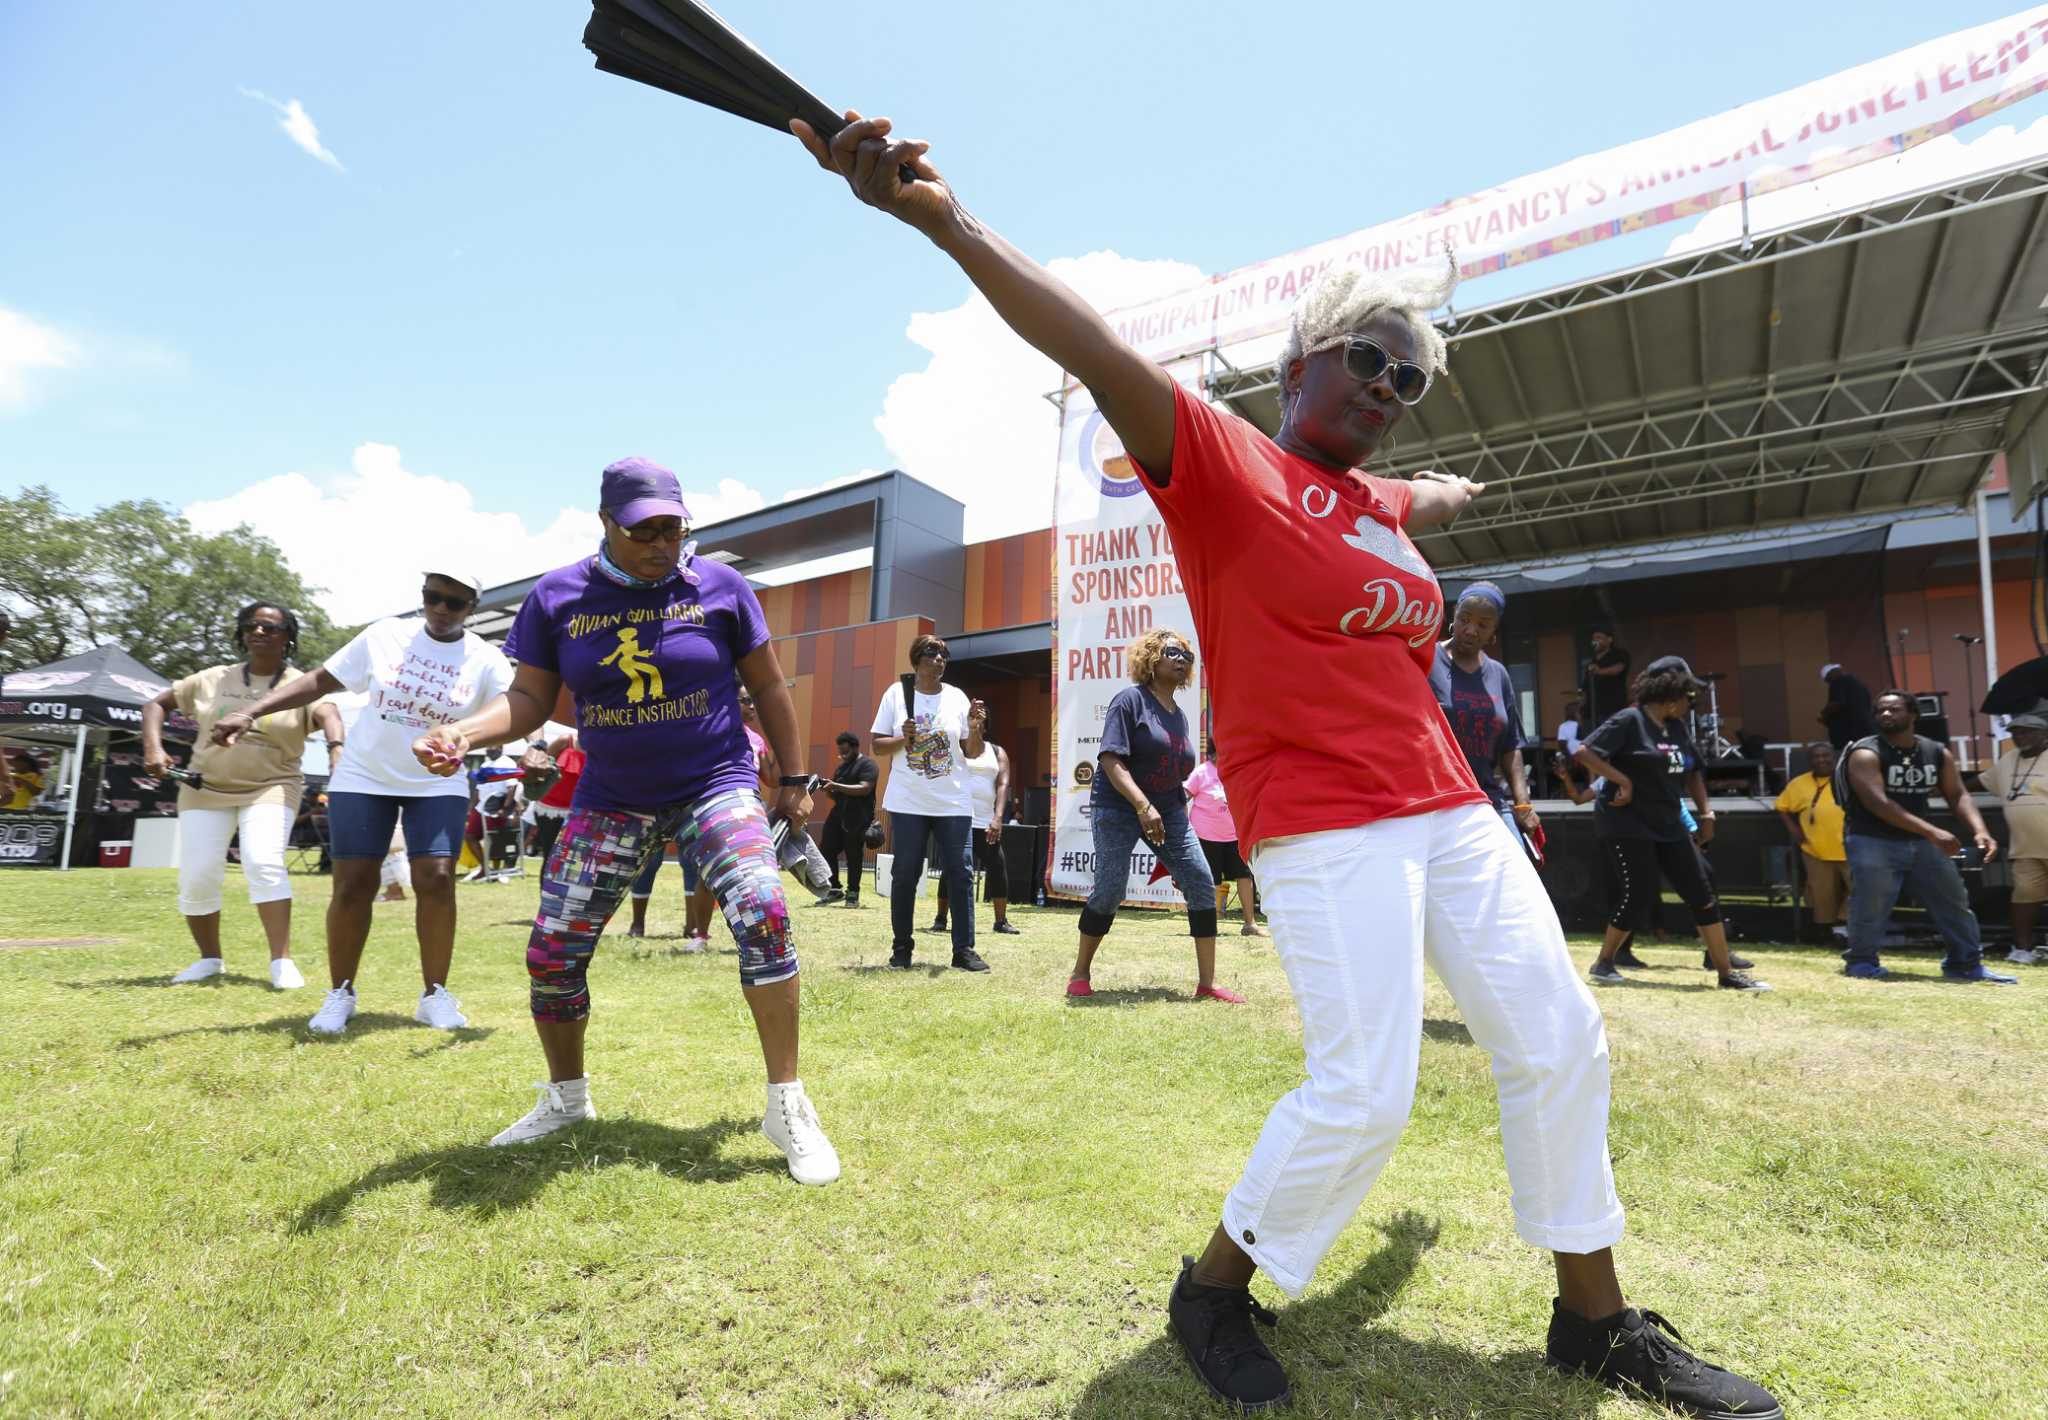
[1276,254,1459,405]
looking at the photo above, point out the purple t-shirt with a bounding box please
[504,557,771,812]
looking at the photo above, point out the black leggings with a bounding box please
[1601,834,1720,932]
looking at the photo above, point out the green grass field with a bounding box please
[5,866,2044,1418]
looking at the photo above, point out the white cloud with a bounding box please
[185,443,770,624]
[238,87,344,171]
[1664,113,2048,257]
[873,250,1207,542]
[0,305,79,410]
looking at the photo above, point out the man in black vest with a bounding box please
[1839,690,2016,982]
[818,731,879,907]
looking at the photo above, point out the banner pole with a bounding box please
[58,723,86,872]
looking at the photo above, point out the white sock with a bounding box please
[556,1076,589,1109]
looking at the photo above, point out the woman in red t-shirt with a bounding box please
[793,116,1779,1420]
[530,729,584,868]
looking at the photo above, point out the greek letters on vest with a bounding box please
[1887,760,1940,794]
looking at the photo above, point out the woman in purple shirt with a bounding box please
[1428,583,1539,849]
[412,458,839,1185]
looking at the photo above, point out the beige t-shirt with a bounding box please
[174,663,316,811]
[1985,747,2048,861]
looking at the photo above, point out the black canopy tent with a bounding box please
[0,645,188,870]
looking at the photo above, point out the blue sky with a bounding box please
[4,1,2045,620]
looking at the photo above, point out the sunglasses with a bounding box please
[421,588,475,611]
[1161,646,1193,662]
[1340,337,1431,405]
[608,514,689,545]
[918,650,948,663]
[240,622,287,636]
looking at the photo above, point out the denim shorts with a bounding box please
[327,791,470,861]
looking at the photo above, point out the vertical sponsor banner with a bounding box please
[1048,366,1204,905]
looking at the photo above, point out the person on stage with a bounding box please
[1184,741,1265,937]
[218,573,509,1034]
[1573,663,1770,991]
[1773,741,1848,944]
[871,635,985,971]
[1820,663,1879,751]
[1580,627,1632,727]
[793,110,1778,1417]
[930,698,1019,940]
[1066,630,1233,1002]
[818,731,879,906]
[410,458,840,1182]
[142,602,343,989]
[1429,582,1539,848]
[1838,690,2014,983]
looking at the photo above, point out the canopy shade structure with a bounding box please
[1207,155,2048,569]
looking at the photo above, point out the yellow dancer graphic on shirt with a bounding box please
[598,628,665,704]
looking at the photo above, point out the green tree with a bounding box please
[0,485,355,681]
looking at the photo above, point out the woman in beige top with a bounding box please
[141,603,344,989]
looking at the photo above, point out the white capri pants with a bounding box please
[177,803,295,916]
[1224,801,1624,1298]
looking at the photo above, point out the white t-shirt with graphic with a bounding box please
[324,617,514,798]
[872,681,973,817]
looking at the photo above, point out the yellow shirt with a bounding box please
[173,663,316,812]
[1983,749,2048,861]
[1774,771,1846,862]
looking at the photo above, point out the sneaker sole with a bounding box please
[1588,974,1626,987]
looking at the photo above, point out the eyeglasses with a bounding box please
[607,514,690,545]
[1335,336,1432,405]
[420,588,474,611]
[1161,647,1193,662]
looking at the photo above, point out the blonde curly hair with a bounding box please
[1276,254,1459,406]
[1128,627,1193,684]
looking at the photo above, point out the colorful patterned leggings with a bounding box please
[527,790,795,1021]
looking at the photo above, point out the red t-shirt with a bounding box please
[539,745,586,809]
[1137,384,1483,850]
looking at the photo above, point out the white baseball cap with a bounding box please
[423,568,485,600]
[1820,663,1842,681]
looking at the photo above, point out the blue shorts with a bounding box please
[327,791,470,861]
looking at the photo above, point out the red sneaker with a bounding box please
[1065,978,1093,998]
[1196,984,1245,1004]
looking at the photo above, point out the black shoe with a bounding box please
[993,921,1022,935]
[1717,971,1772,993]
[1706,951,1755,970]
[923,918,948,933]
[1545,1301,1782,1419]
[822,887,844,902]
[843,896,860,908]
[1589,960,1628,986]
[887,948,913,971]
[1614,947,1650,969]
[1167,1256,1291,1413]
[951,948,990,972]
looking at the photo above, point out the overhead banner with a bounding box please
[1099,7,2048,365]
[1047,373,1204,906]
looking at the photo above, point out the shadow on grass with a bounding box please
[61,973,274,991]
[117,1011,495,1051]
[842,963,951,977]
[1421,1018,1474,1046]
[1074,1210,1598,1417]
[292,1115,779,1230]
[1068,986,1186,1007]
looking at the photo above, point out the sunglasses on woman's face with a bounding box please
[421,588,474,611]
[241,622,286,637]
[1162,646,1193,663]
[1341,337,1431,405]
[609,514,689,545]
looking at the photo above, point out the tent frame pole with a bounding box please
[58,723,87,872]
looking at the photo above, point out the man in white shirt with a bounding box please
[1983,706,2048,965]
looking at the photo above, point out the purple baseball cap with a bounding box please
[600,457,690,526]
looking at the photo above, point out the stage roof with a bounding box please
[1207,156,2048,570]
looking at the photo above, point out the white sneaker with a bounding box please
[762,1081,840,1186]
[415,984,468,1030]
[2006,947,2040,965]
[308,984,356,1035]
[171,957,225,983]
[679,935,708,955]
[490,1081,594,1146]
[269,958,306,990]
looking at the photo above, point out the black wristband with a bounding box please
[778,775,813,787]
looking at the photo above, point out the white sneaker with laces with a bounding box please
[308,984,356,1035]
[762,1081,840,1186]
[269,958,306,990]
[415,984,468,1029]
[679,935,708,955]
[2006,946,2040,965]
[490,1081,594,1146]
[172,957,224,983]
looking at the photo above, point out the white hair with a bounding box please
[1276,254,1458,404]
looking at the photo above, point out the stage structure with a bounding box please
[1048,9,2048,902]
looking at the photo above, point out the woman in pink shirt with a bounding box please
[1183,741,1264,937]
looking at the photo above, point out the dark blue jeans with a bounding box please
[1844,832,1982,971]
[890,811,973,955]
[1083,795,1216,934]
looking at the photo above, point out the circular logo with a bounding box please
[1073,761,1094,786]
[1079,410,1143,498]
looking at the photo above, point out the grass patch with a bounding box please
[4,868,2045,1417]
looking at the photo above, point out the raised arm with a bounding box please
[793,114,1175,475]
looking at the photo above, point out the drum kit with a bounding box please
[1690,670,1740,760]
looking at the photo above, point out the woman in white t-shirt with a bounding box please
[218,571,512,1036]
[871,634,982,971]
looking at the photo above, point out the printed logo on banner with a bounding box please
[1080,410,1144,499]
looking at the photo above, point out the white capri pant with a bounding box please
[177,803,295,916]
[1224,801,1624,1298]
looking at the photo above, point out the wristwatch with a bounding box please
[779,774,814,787]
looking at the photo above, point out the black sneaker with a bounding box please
[993,921,1022,935]
[1589,960,1628,986]
[1167,1256,1291,1413]
[843,896,860,908]
[1705,951,1755,970]
[951,948,991,972]
[1546,1301,1782,1419]
[822,887,845,902]
[1717,971,1772,993]
[923,918,948,934]
[887,948,914,971]
[1614,947,1650,969]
